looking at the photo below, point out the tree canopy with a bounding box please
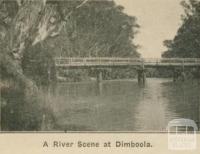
[162,0,200,58]
[45,0,140,58]
[1,0,140,84]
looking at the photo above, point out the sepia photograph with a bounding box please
[0,0,200,133]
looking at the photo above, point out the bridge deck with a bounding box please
[55,57,200,68]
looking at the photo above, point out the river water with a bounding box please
[51,78,200,131]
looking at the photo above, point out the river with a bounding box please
[50,78,200,131]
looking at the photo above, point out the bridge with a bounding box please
[55,57,200,68]
[54,57,200,85]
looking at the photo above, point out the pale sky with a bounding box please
[114,0,184,58]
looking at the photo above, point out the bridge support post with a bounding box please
[137,68,146,85]
[173,68,186,82]
[173,68,178,82]
[96,70,103,95]
[180,71,186,82]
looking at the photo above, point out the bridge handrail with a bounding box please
[54,57,200,66]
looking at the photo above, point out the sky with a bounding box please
[114,0,184,58]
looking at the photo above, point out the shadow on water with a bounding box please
[161,80,200,127]
[133,79,178,131]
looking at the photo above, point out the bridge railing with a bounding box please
[55,57,143,66]
[54,57,200,66]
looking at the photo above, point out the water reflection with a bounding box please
[51,79,200,131]
[134,79,179,131]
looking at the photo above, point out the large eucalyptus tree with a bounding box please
[0,0,88,96]
[0,0,89,130]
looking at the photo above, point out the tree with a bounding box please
[41,0,140,81]
[0,0,89,130]
[162,0,200,58]
[0,0,140,130]
[53,0,140,58]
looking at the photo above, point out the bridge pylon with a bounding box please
[96,69,103,95]
[137,67,146,86]
[173,67,186,82]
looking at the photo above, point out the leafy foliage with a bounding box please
[52,0,140,57]
[162,0,200,58]
[0,0,140,130]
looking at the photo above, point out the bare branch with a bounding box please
[76,0,89,9]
